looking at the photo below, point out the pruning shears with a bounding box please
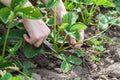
[43,40,57,53]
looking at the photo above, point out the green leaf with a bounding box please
[14,61,23,69]
[65,30,80,40]
[62,12,78,29]
[23,67,34,76]
[57,36,68,43]
[16,6,42,19]
[72,31,80,40]
[91,0,114,7]
[74,49,84,57]
[90,39,103,45]
[67,55,82,65]
[0,57,13,69]
[46,0,60,9]
[0,2,6,9]
[13,40,23,51]
[58,23,68,32]
[0,8,14,23]
[28,78,35,80]
[114,0,120,14]
[10,0,28,10]
[70,22,86,31]
[104,1,114,7]
[23,43,40,58]
[0,29,25,46]
[13,75,25,80]
[81,0,93,5]
[47,18,54,26]
[1,72,12,80]
[73,0,81,4]
[91,56,101,62]
[112,20,120,26]
[23,61,34,69]
[99,14,120,30]
[39,49,46,55]
[9,40,23,55]
[99,14,108,30]
[23,61,35,75]
[9,77,22,80]
[60,61,72,73]
[74,77,81,80]
[54,54,67,61]
[0,23,4,28]
[9,29,25,39]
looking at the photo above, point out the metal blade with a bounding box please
[43,40,57,53]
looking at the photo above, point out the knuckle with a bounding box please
[44,33,48,37]
[34,36,40,40]
[44,31,50,37]
[46,27,50,34]
[34,44,39,47]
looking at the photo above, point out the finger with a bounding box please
[34,38,44,47]
[79,30,84,41]
[23,34,31,44]
[70,39,76,45]
[34,35,48,47]
[74,44,82,49]
[23,34,36,44]
[74,30,84,48]
[43,35,48,42]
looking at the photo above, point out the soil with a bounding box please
[0,19,120,80]
[15,26,120,80]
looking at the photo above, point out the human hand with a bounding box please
[41,0,84,48]
[69,30,84,48]
[23,19,50,47]
[55,0,84,48]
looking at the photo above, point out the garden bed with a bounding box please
[0,0,120,80]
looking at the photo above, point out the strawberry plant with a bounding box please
[90,33,116,62]
[42,1,86,72]
[0,0,120,79]
[0,0,84,77]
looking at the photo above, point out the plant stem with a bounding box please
[90,4,95,14]
[17,70,30,79]
[6,67,30,79]
[58,34,68,51]
[2,22,12,59]
[87,5,96,24]
[58,45,72,52]
[53,7,57,49]
[77,23,113,44]
[80,10,85,23]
